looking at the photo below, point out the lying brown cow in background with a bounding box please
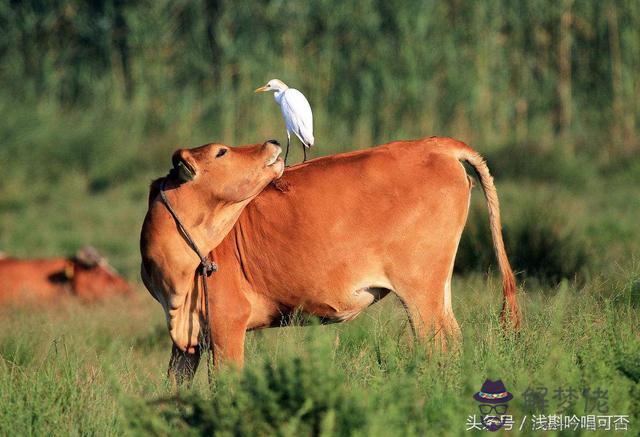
[0,247,132,304]
[141,137,520,384]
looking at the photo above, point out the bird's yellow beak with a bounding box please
[255,85,269,93]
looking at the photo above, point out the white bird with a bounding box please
[255,79,314,164]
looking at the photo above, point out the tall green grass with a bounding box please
[0,270,638,435]
[1,0,639,158]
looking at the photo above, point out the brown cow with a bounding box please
[140,137,520,384]
[0,247,132,304]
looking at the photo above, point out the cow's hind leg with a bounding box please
[168,344,201,388]
[392,267,461,353]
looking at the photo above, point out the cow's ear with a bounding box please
[64,260,75,280]
[171,149,196,182]
[75,246,101,267]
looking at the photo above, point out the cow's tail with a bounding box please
[454,144,521,331]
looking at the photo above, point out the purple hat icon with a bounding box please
[473,379,513,404]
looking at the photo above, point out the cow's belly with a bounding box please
[312,285,391,322]
[260,269,394,326]
[245,266,395,328]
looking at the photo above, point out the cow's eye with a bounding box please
[216,148,228,158]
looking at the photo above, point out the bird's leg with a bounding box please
[285,132,290,166]
[303,145,308,162]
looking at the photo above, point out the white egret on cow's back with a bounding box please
[255,79,314,164]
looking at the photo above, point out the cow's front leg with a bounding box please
[211,318,248,368]
[168,343,201,387]
[209,285,252,368]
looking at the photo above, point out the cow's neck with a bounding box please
[146,184,249,290]
[168,188,247,255]
[224,201,280,293]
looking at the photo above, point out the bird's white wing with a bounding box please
[281,89,314,147]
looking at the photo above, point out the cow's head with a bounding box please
[169,140,284,203]
[65,247,132,301]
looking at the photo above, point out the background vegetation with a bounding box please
[0,0,638,435]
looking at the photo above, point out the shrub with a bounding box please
[126,334,438,436]
[127,355,368,436]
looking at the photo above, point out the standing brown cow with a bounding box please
[0,247,132,304]
[140,137,520,384]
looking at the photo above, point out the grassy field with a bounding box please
[1,1,640,435]
[0,267,638,435]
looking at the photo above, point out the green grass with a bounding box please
[2,1,640,157]
[0,269,638,435]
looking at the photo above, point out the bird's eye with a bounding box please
[215,148,228,158]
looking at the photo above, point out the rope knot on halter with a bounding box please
[200,258,218,276]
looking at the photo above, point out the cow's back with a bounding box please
[0,258,69,303]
